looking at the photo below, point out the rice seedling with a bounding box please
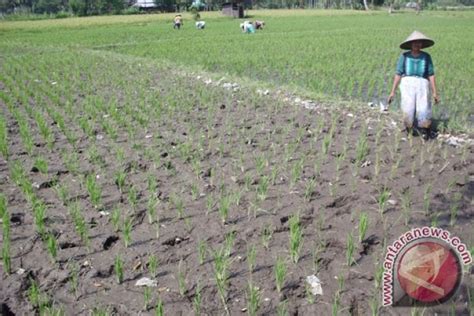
[390,155,402,180]
[212,247,230,315]
[206,194,214,215]
[10,160,24,186]
[85,174,101,209]
[244,173,252,192]
[255,154,267,176]
[42,303,65,316]
[277,299,288,316]
[355,126,369,165]
[304,178,316,202]
[114,254,124,284]
[33,200,47,237]
[68,262,79,296]
[224,231,236,258]
[450,192,462,226]
[290,158,304,188]
[311,239,326,273]
[261,224,273,249]
[127,185,138,210]
[2,210,11,274]
[369,295,379,316]
[270,166,279,185]
[172,194,185,220]
[191,183,199,201]
[193,281,202,316]
[0,114,8,159]
[410,306,427,316]
[358,212,368,243]
[198,239,207,265]
[346,232,355,266]
[78,117,93,137]
[114,170,126,193]
[246,282,261,316]
[111,206,121,232]
[155,296,164,316]
[321,134,332,156]
[336,274,345,296]
[431,212,440,227]
[256,176,269,202]
[92,307,109,316]
[46,233,58,262]
[284,142,296,163]
[274,256,287,293]
[62,150,79,175]
[87,145,104,167]
[143,287,151,311]
[147,195,158,224]
[122,215,132,248]
[147,174,157,193]
[231,190,242,206]
[17,116,34,154]
[69,202,90,248]
[0,194,6,223]
[374,264,384,290]
[305,280,315,304]
[247,244,256,274]
[54,183,69,206]
[422,183,432,216]
[177,259,187,297]
[401,189,412,226]
[335,152,345,182]
[377,187,390,216]
[373,149,381,180]
[445,178,457,195]
[147,254,158,278]
[331,292,341,316]
[34,111,53,149]
[27,278,41,308]
[288,214,303,264]
[218,194,231,224]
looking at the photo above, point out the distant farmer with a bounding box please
[388,31,439,140]
[174,14,183,29]
[240,21,255,34]
[255,20,265,30]
[196,21,206,29]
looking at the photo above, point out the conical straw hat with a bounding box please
[400,31,435,50]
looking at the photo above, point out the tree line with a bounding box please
[0,0,472,18]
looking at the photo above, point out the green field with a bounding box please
[1,10,473,131]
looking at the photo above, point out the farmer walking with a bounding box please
[388,31,440,140]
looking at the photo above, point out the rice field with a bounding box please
[2,9,473,130]
[0,9,473,315]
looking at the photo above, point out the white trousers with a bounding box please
[400,76,432,129]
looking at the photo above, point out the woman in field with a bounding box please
[388,31,440,140]
[174,14,183,29]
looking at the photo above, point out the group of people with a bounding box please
[173,15,206,29]
[174,15,265,33]
[172,16,440,140]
